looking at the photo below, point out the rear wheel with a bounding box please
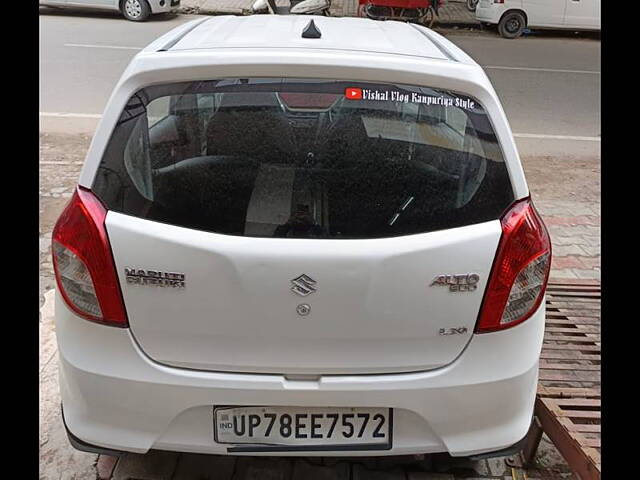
[466,0,479,12]
[121,0,151,21]
[498,11,526,38]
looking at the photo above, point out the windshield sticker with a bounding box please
[345,87,476,111]
[345,87,363,100]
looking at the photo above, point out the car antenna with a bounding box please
[302,19,322,39]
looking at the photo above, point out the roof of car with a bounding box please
[157,15,473,63]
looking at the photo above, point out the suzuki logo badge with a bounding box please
[291,274,317,297]
[296,304,311,316]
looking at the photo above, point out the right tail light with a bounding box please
[476,197,551,333]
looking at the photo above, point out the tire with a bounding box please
[121,0,151,21]
[466,0,478,12]
[498,11,526,38]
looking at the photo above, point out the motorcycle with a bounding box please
[358,0,444,28]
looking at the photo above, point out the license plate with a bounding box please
[214,406,392,450]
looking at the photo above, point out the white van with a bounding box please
[475,0,601,38]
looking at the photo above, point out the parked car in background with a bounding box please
[39,0,180,21]
[476,0,600,38]
[53,15,551,460]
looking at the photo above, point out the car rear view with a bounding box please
[52,16,550,458]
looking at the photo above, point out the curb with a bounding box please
[437,20,482,27]
[181,6,248,14]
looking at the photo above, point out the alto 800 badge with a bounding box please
[430,274,480,292]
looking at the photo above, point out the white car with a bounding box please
[52,15,551,459]
[39,0,180,21]
[476,0,601,38]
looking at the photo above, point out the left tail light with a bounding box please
[52,187,128,327]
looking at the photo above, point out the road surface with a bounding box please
[39,8,600,156]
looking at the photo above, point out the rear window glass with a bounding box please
[93,78,514,239]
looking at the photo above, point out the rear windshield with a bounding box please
[93,78,514,239]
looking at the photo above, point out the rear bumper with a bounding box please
[56,290,544,457]
[62,404,532,460]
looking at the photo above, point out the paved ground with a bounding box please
[524,156,600,279]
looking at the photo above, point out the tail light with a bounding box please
[52,187,128,327]
[494,0,505,3]
[476,197,551,333]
